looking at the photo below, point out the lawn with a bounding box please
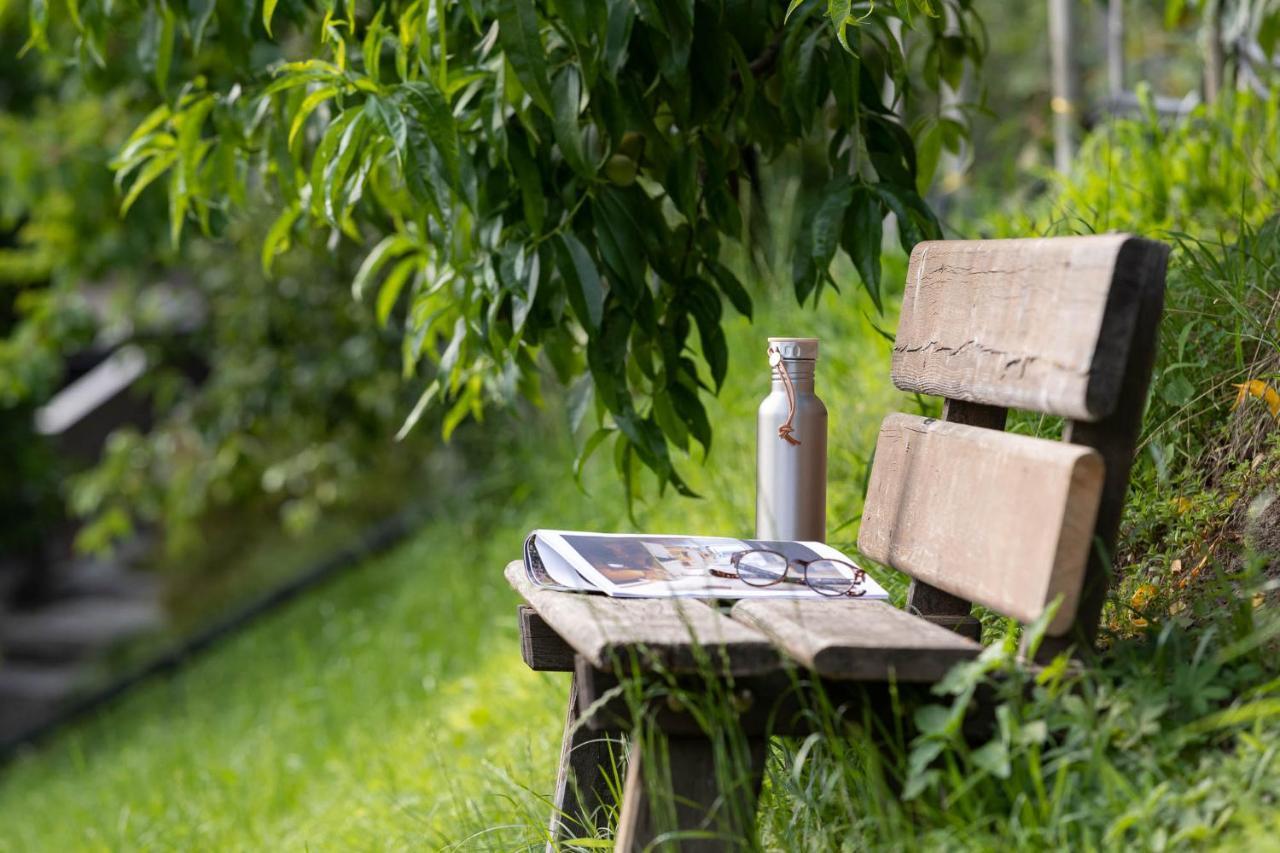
[0,279,905,850]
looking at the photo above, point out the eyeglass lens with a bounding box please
[805,559,862,596]
[736,550,788,586]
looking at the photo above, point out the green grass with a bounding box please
[0,280,904,850]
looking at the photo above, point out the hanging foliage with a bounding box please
[29,0,982,500]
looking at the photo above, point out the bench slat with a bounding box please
[504,562,779,675]
[893,235,1162,421]
[730,599,982,682]
[518,605,577,671]
[858,414,1104,635]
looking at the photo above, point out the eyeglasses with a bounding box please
[710,549,868,597]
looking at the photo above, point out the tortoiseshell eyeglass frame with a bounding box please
[709,549,867,597]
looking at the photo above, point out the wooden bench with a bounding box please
[507,234,1169,850]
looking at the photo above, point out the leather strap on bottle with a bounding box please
[768,344,802,446]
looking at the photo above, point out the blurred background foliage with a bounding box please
[0,0,437,610]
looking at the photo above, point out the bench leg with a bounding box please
[548,673,625,849]
[615,732,768,852]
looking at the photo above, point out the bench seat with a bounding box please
[505,562,779,676]
[507,562,982,682]
[731,598,982,681]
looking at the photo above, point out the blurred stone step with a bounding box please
[0,598,164,663]
[48,555,160,602]
[0,662,88,742]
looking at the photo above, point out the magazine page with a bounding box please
[523,532,595,591]
[533,530,888,600]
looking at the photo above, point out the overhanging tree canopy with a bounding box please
[30,0,981,500]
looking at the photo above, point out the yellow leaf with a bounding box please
[1132,616,1149,628]
[1254,593,1266,609]
[1232,379,1280,417]
[1131,583,1158,610]
[1173,497,1193,514]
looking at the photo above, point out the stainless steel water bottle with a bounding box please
[756,337,827,542]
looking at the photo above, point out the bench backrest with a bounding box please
[857,235,1169,647]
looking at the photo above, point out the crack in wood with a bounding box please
[894,338,1088,378]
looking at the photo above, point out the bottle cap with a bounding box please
[767,337,819,360]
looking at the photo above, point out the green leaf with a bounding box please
[704,258,752,320]
[352,234,415,301]
[970,739,1011,779]
[827,0,856,53]
[510,247,541,333]
[308,108,358,217]
[497,0,554,115]
[377,256,420,326]
[573,428,614,488]
[551,66,591,176]
[261,203,302,276]
[555,232,605,332]
[913,704,951,736]
[841,185,884,312]
[396,380,440,441]
[506,127,545,234]
[874,182,940,252]
[603,1,636,78]
[398,80,460,182]
[586,305,632,412]
[669,383,711,452]
[190,0,216,51]
[289,86,340,148]
[685,279,727,391]
[637,0,693,80]
[592,192,648,306]
[365,96,408,167]
[120,151,177,215]
[811,175,855,267]
[653,389,689,451]
[156,6,175,93]
[22,0,48,54]
[320,111,370,222]
[362,5,387,85]
[914,121,943,195]
[263,0,280,37]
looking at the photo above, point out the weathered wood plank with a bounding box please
[1038,240,1169,658]
[504,562,779,675]
[547,672,625,850]
[904,399,1006,642]
[858,414,1105,635]
[614,732,767,853]
[518,605,576,672]
[893,235,1164,421]
[730,599,982,681]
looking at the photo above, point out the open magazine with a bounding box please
[523,530,888,601]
